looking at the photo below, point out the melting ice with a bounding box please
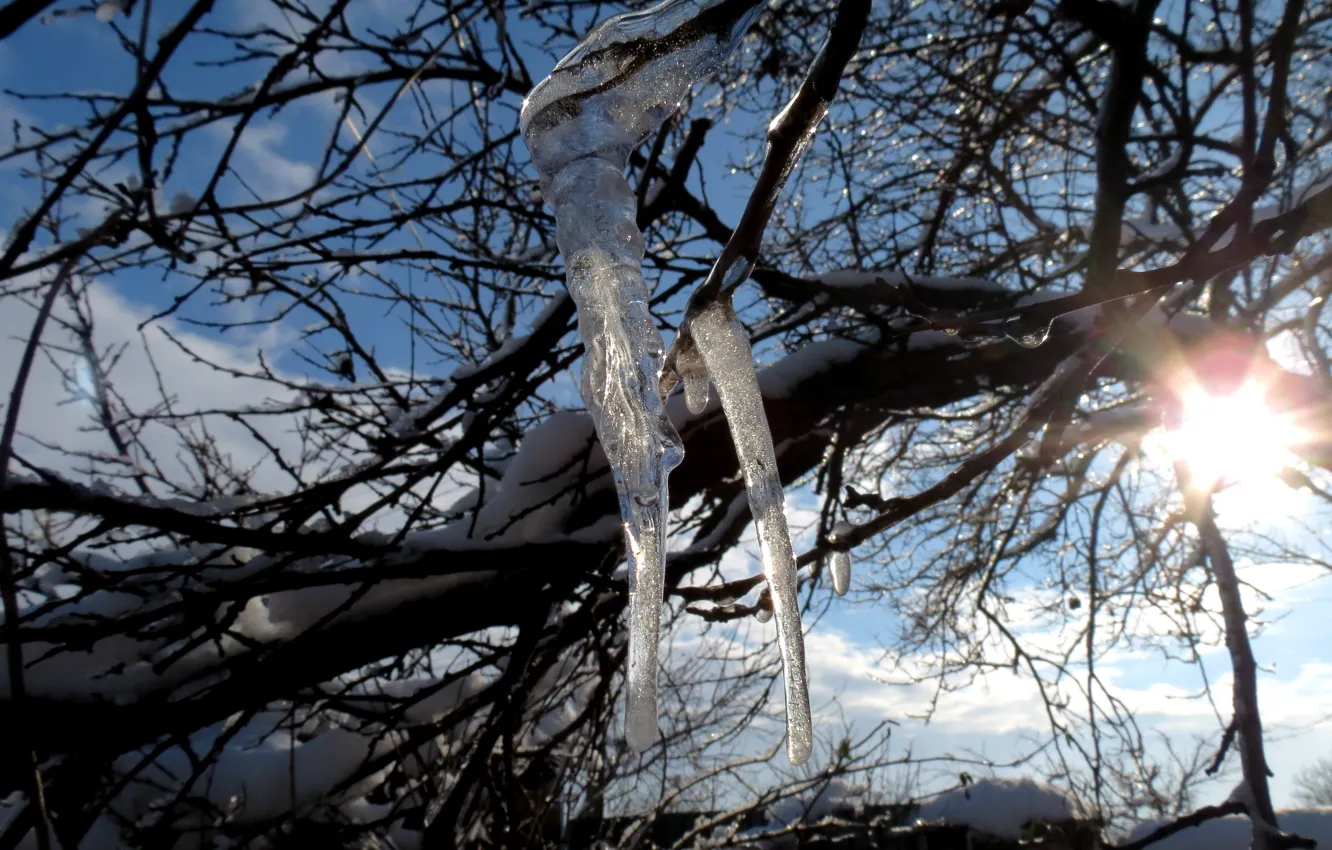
[519,0,764,752]
[689,299,813,765]
[830,521,853,597]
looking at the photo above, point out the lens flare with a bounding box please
[1155,381,1305,491]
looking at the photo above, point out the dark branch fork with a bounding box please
[662,0,871,388]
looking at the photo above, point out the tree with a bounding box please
[0,0,1330,847]
[1293,759,1332,807]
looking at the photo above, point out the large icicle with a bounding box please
[519,0,764,751]
[689,299,813,765]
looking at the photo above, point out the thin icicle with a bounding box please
[830,551,851,596]
[676,338,710,414]
[519,0,764,751]
[754,586,773,622]
[623,486,668,750]
[689,298,812,765]
[830,521,853,597]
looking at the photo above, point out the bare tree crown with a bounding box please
[0,0,1330,846]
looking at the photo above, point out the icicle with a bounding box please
[676,338,710,414]
[624,488,668,750]
[754,586,773,622]
[830,521,853,597]
[689,298,812,765]
[830,551,851,596]
[519,0,764,752]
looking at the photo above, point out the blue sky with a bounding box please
[1,0,1330,820]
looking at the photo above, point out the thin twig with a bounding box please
[0,251,88,850]
[663,0,871,387]
[1114,801,1246,850]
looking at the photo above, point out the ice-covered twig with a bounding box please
[1114,802,1245,850]
[519,0,765,751]
[660,0,868,765]
[663,0,871,388]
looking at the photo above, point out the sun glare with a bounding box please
[1154,381,1305,493]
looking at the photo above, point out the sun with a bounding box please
[1152,379,1306,499]
[1165,382,1300,487]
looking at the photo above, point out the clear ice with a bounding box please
[519,0,764,752]
[830,520,853,597]
[689,299,813,765]
[676,338,711,414]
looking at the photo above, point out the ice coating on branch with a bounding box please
[830,520,853,597]
[520,0,765,176]
[519,0,763,752]
[689,299,812,765]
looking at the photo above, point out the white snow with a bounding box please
[95,0,125,22]
[915,778,1075,840]
[1137,147,1185,183]
[690,299,812,765]
[737,779,858,848]
[642,177,667,207]
[0,672,496,843]
[452,298,562,382]
[756,338,865,400]
[41,472,261,517]
[0,592,290,702]
[768,780,856,827]
[168,189,196,214]
[386,379,454,437]
[345,673,489,725]
[387,331,555,438]
[1075,402,1154,442]
[1125,176,1331,254]
[1120,216,1186,246]
[1297,173,1332,205]
[387,296,572,438]
[1027,352,1084,411]
[113,725,390,825]
[815,269,1005,293]
[1125,808,1332,850]
[519,0,763,753]
[415,410,604,542]
[0,409,624,704]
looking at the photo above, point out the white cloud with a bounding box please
[0,280,301,492]
[211,118,319,202]
[802,627,1052,735]
[738,577,1332,806]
